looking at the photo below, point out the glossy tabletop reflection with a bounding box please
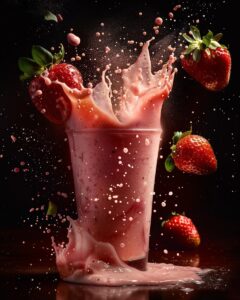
[0,228,239,300]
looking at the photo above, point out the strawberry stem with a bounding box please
[182,26,226,62]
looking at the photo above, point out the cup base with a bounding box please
[125,256,147,271]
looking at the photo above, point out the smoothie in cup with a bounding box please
[52,41,206,285]
[66,127,161,270]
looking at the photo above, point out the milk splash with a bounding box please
[62,39,177,130]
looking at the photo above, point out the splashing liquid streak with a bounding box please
[52,40,208,286]
[61,39,177,130]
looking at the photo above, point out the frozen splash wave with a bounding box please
[92,39,176,123]
[61,39,177,129]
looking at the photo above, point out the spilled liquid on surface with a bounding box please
[53,218,210,286]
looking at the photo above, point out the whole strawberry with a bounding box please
[162,213,200,249]
[165,129,217,175]
[18,45,82,124]
[181,26,231,91]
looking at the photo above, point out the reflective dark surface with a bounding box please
[0,228,239,300]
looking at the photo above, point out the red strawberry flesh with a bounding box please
[29,63,83,124]
[163,215,200,249]
[173,135,217,175]
[49,63,82,89]
[181,26,231,91]
[181,48,231,91]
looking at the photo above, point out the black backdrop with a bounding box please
[0,0,239,245]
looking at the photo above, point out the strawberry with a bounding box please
[181,26,231,91]
[162,213,200,249]
[165,129,217,175]
[18,45,82,124]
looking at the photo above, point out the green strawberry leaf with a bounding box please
[202,38,210,48]
[184,43,198,55]
[172,131,182,144]
[204,30,213,39]
[214,33,223,42]
[202,30,213,47]
[47,201,57,216]
[180,128,192,140]
[44,10,58,22]
[18,57,43,79]
[190,26,201,40]
[207,30,213,38]
[170,144,176,152]
[53,44,65,64]
[220,43,227,49]
[183,26,227,60]
[193,48,201,62]
[165,155,175,172]
[182,33,195,43]
[209,40,221,49]
[18,44,65,81]
[32,45,53,67]
[19,73,30,80]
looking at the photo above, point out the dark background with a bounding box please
[0,0,239,245]
[0,1,239,299]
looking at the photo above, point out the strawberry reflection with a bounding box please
[56,281,197,300]
[56,283,149,300]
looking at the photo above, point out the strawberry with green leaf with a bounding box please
[18,45,82,124]
[165,129,217,175]
[181,26,231,91]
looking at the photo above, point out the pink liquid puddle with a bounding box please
[53,218,208,286]
[52,39,209,286]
